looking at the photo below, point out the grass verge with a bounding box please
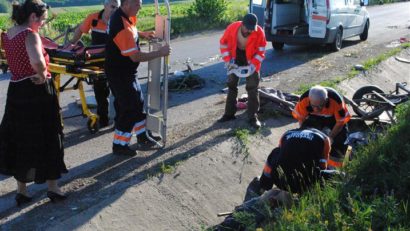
[295,43,410,95]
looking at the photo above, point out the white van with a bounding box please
[250,0,370,51]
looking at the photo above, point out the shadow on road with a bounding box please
[0,109,296,229]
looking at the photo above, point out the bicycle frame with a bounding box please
[346,82,410,123]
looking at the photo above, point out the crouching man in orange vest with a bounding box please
[218,13,267,129]
[292,85,351,168]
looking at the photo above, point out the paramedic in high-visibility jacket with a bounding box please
[259,127,331,194]
[218,13,267,129]
[66,0,120,128]
[105,0,170,156]
[292,85,351,168]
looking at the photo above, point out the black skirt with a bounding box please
[0,78,67,184]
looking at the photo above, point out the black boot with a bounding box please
[99,116,110,128]
[249,117,261,129]
[137,132,161,146]
[112,144,137,156]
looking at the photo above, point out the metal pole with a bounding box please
[162,0,171,146]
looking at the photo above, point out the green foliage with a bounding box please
[0,1,248,39]
[188,0,227,23]
[234,128,250,144]
[160,162,175,174]
[0,0,9,14]
[233,211,257,230]
[234,128,251,158]
[362,47,402,70]
[296,77,343,95]
[0,15,10,30]
[401,42,410,49]
[264,182,409,230]
[346,102,410,201]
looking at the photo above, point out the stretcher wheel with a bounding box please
[87,117,99,134]
[352,85,385,118]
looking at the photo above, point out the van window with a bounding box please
[353,0,361,5]
[253,0,263,5]
[333,0,346,7]
[313,0,327,7]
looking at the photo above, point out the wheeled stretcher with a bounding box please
[0,36,106,134]
[45,38,107,133]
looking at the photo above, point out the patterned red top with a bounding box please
[1,28,50,82]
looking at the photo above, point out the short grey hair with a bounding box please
[105,0,120,5]
[309,85,328,102]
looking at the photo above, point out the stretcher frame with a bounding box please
[0,46,105,134]
[49,63,105,133]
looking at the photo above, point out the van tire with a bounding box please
[272,42,284,50]
[331,28,343,51]
[360,20,369,41]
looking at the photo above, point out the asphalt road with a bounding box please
[164,2,410,76]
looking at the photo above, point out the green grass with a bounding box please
[362,45,407,70]
[234,128,250,144]
[234,128,251,158]
[296,77,344,95]
[0,0,248,40]
[160,162,176,174]
[50,5,102,13]
[233,211,258,230]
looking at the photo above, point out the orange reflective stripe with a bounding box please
[328,159,343,168]
[132,124,145,133]
[263,164,272,175]
[323,137,331,161]
[312,15,327,21]
[114,134,131,142]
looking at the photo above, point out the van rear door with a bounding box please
[249,0,266,27]
[308,0,329,38]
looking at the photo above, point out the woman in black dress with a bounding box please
[0,0,67,206]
